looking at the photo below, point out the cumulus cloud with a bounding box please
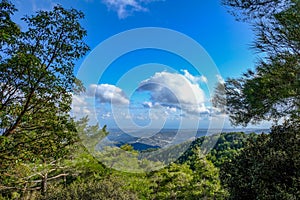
[87,84,129,105]
[71,84,129,125]
[138,71,208,115]
[102,0,162,18]
[181,69,208,84]
[71,94,97,123]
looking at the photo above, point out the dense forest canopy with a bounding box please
[217,0,300,199]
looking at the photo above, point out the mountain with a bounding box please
[106,128,270,151]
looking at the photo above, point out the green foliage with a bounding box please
[178,132,255,167]
[221,120,300,199]
[0,1,89,197]
[140,141,192,165]
[95,145,164,173]
[217,1,300,199]
[207,132,257,167]
[0,2,89,137]
[214,1,300,199]
[75,116,109,152]
[0,119,111,198]
[116,172,153,200]
[150,163,193,199]
[222,0,289,22]
[0,0,89,160]
[150,151,228,200]
[218,0,300,126]
[38,176,139,200]
[0,0,20,57]
[224,53,300,126]
[185,148,228,199]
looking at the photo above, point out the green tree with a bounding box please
[178,132,254,167]
[0,0,20,59]
[218,0,300,199]
[0,1,89,197]
[185,148,228,199]
[38,176,139,200]
[217,0,300,126]
[221,120,300,199]
[150,163,193,200]
[150,149,228,200]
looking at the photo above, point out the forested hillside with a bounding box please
[177,132,257,167]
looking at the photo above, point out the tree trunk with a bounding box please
[41,173,48,196]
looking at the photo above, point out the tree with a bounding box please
[217,0,300,199]
[0,1,89,197]
[38,176,139,200]
[221,120,300,199]
[150,163,193,200]
[177,132,254,167]
[150,148,228,200]
[0,0,20,59]
[0,0,89,160]
[185,148,228,199]
[217,0,300,126]
[0,118,107,198]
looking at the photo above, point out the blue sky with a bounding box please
[11,0,270,130]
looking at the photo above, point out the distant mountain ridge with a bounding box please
[106,128,269,151]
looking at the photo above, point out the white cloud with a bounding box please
[87,84,129,105]
[71,94,97,123]
[71,84,129,124]
[101,112,112,119]
[102,0,162,19]
[166,106,177,113]
[181,69,208,84]
[143,101,153,108]
[138,71,208,115]
[216,74,225,84]
[72,94,88,107]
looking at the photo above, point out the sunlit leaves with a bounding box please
[220,0,300,126]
